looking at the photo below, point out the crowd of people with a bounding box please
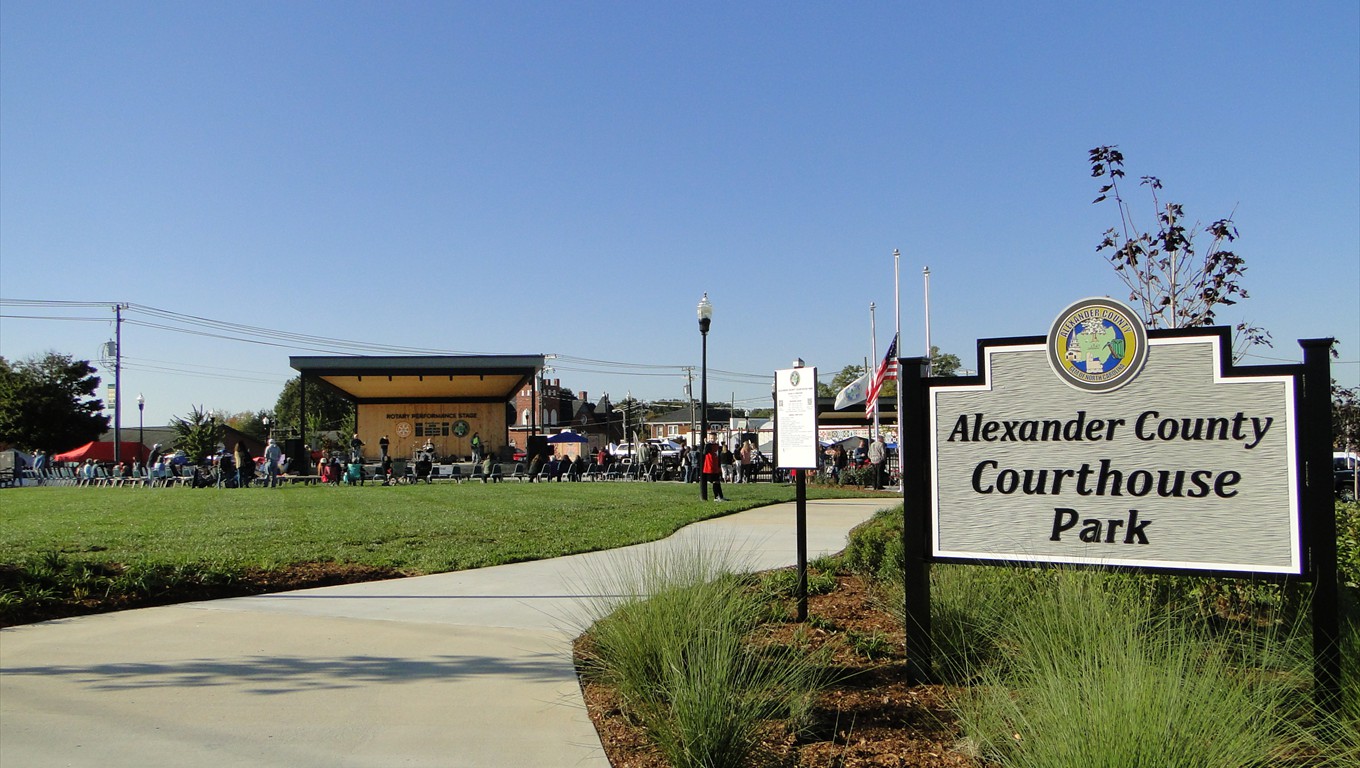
[19,445,200,487]
[820,435,890,489]
[17,430,905,491]
[27,439,298,489]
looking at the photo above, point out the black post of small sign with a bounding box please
[1301,339,1340,713]
[899,356,932,685]
[775,374,809,622]
[796,468,808,622]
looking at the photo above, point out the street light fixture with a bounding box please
[208,410,220,453]
[697,293,713,498]
[136,393,145,464]
[262,416,270,440]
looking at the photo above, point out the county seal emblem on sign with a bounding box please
[1047,297,1148,393]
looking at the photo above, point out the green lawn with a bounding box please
[0,482,883,622]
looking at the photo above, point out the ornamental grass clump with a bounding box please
[572,544,829,768]
[954,569,1305,768]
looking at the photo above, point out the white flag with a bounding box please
[833,372,869,410]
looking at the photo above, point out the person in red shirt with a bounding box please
[700,438,727,502]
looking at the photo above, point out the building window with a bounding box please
[522,409,530,425]
[549,409,558,425]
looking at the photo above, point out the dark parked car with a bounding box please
[1336,453,1357,502]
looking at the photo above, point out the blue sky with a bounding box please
[2,1,1357,425]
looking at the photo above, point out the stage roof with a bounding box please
[289,355,544,402]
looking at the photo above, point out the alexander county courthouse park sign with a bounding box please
[901,296,1340,701]
[929,297,1300,574]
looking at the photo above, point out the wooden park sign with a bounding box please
[898,297,1341,710]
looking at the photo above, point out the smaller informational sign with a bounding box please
[775,366,818,469]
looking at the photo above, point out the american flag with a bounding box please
[865,333,898,422]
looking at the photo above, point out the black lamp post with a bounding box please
[697,293,713,497]
[263,415,270,441]
[136,391,145,464]
[136,393,145,464]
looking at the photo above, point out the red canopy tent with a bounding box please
[53,441,148,463]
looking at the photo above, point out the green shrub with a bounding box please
[809,553,841,573]
[845,629,893,661]
[571,545,830,768]
[1319,588,1360,765]
[841,506,901,577]
[838,465,875,487]
[1339,501,1359,589]
[757,567,838,602]
[859,502,1360,762]
[956,569,1305,767]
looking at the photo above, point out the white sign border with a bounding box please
[775,366,819,469]
[928,334,1301,575]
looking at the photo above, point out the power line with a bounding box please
[122,355,286,378]
[1239,351,1359,365]
[3,297,784,385]
[116,361,284,385]
[0,314,113,322]
[0,299,121,308]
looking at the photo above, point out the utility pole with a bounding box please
[113,303,127,465]
[683,367,696,439]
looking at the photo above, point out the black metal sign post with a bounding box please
[796,468,808,622]
[900,356,933,685]
[1301,339,1340,712]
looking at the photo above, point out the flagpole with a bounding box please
[923,265,932,375]
[869,302,879,440]
[894,249,903,492]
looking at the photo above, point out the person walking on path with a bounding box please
[868,435,887,490]
[263,438,283,488]
[700,438,727,501]
[636,441,651,481]
[350,433,364,463]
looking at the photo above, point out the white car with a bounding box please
[646,439,684,460]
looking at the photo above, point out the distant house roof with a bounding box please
[100,425,179,450]
[218,425,266,456]
[100,424,266,457]
[648,406,732,425]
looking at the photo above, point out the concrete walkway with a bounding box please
[0,498,884,767]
